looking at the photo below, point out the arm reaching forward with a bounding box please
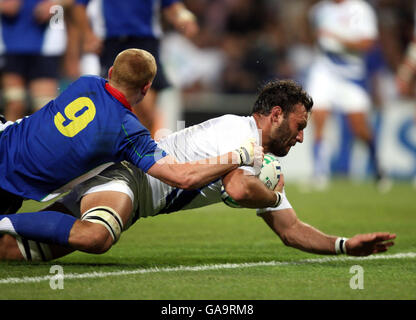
[147,139,263,190]
[260,208,396,256]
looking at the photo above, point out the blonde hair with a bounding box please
[110,48,157,90]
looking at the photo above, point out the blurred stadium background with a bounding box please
[2,0,414,185]
[161,0,416,185]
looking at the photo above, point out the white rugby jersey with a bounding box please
[310,0,378,80]
[137,115,292,219]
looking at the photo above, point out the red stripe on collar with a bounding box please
[105,82,133,112]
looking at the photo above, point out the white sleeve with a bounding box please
[256,189,292,215]
[212,116,260,175]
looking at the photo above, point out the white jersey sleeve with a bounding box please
[256,188,292,215]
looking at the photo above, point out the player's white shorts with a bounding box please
[58,161,144,231]
[58,159,293,232]
[306,59,371,113]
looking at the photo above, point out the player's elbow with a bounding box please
[279,231,295,247]
[179,177,199,190]
[225,182,250,203]
[278,224,300,248]
[173,173,199,190]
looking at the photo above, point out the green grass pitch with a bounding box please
[1,179,415,300]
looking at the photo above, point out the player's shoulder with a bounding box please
[209,114,254,129]
[65,75,105,92]
[206,114,258,142]
[310,0,331,14]
[76,75,105,85]
[346,0,375,12]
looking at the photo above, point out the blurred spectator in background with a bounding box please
[220,0,292,93]
[305,0,387,190]
[0,0,70,121]
[395,3,416,100]
[391,0,416,186]
[73,0,199,136]
[375,0,415,83]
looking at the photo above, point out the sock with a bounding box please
[0,211,76,246]
[313,139,330,179]
[367,138,381,179]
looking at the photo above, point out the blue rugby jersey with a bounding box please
[76,0,179,39]
[0,76,166,201]
[0,0,66,55]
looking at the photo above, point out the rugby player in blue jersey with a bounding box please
[0,48,261,250]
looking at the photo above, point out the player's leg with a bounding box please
[0,163,138,258]
[128,37,170,136]
[305,62,333,190]
[2,72,26,121]
[28,55,60,113]
[340,80,391,191]
[311,108,332,190]
[67,190,133,253]
[346,111,390,191]
[0,234,74,261]
[0,192,133,256]
[133,88,158,133]
[0,201,76,261]
[1,54,30,121]
[28,78,58,113]
[0,190,134,261]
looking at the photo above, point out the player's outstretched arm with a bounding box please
[147,140,263,190]
[260,209,396,256]
[345,233,396,256]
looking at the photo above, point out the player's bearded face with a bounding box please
[269,111,305,156]
[269,117,293,156]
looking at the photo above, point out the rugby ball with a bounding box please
[221,153,281,208]
[259,153,281,190]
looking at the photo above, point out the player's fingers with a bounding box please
[373,241,394,253]
[380,241,395,248]
[374,233,396,242]
[365,232,396,243]
[278,173,285,186]
[373,247,388,254]
[274,174,285,192]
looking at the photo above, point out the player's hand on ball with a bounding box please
[273,173,285,193]
[235,138,264,167]
[346,232,396,256]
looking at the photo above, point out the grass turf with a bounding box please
[1,179,415,300]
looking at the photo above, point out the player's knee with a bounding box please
[32,96,55,111]
[80,206,124,254]
[3,87,26,104]
[81,223,113,254]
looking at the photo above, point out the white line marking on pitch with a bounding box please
[1,252,415,285]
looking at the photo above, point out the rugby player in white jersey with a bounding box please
[0,80,395,261]
[306,0,387,190]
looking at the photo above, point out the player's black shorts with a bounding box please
[0,187,23,214]
[101,36,170,91]
[3,54,61,81]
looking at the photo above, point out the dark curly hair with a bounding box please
[251,79,313,116]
